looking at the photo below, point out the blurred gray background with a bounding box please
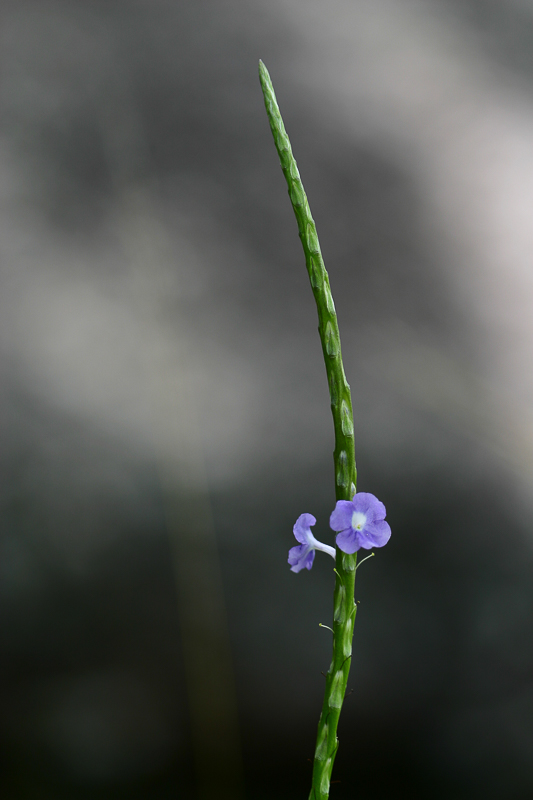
[2,1,533,798]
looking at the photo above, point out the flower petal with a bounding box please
[351,492,386,521]
[335,527,359,554]
[288,544,304,565]
[293,513,317,544]
[329,501,355,532]
[288,544,315,572]
[364,519,391,548]
[356,531,376,550]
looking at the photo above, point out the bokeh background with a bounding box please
[3,1,533,798]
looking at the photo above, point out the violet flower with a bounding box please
[288,513,336,573]
[330,492,391,554]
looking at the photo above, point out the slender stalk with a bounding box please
[259,61,358,800]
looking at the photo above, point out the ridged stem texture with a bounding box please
[259,60,358,800]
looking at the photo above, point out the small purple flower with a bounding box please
[288,513,336,573]
[330,492,391,554]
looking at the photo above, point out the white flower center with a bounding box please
[351,511,367,531]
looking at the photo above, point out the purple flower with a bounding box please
[288,513,336,573]
[330,493,391,554]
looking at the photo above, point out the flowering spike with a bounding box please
[259,60,388,800]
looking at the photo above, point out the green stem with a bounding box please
[259,61,358,800]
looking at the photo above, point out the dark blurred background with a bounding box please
[2,1,533,798]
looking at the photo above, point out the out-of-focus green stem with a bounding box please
[259,61,358,800]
